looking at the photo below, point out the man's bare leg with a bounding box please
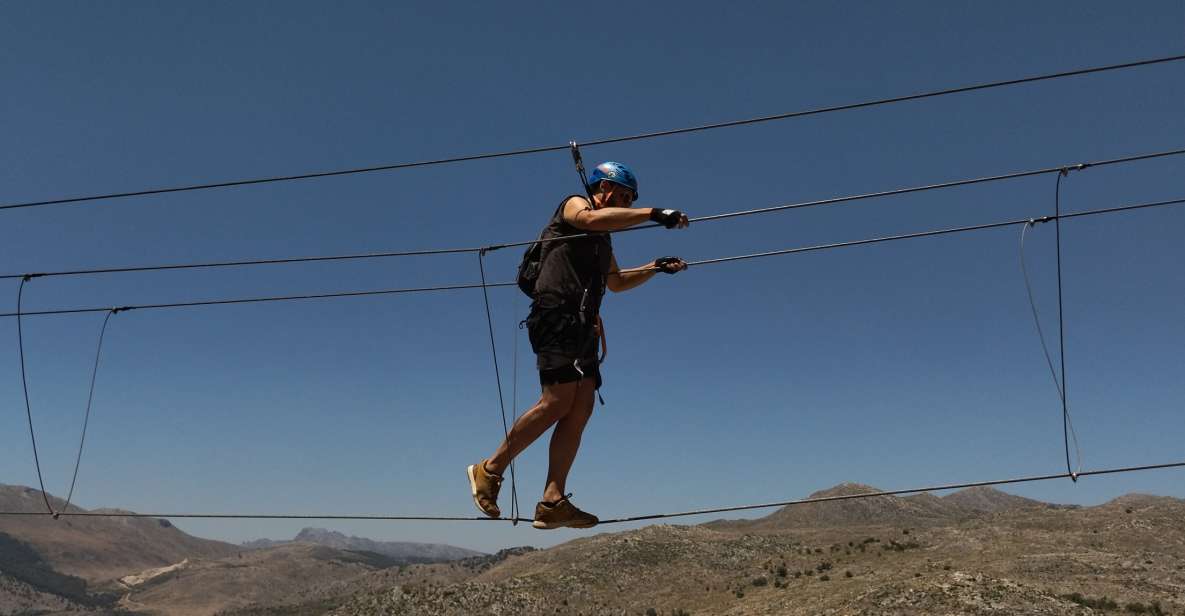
[543,380,596,503]
[485,380,581,476]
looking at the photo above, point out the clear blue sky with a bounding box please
[1,2,1182,554]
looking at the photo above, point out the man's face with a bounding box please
[603,182,635,208]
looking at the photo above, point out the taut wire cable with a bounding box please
[0,282,519,318]
[594,461,1185,525]
[1,460,1180,523]
[4,197,1184,320]
[477,251,519,523]
[4,147,1183,283]
[2,54,1182,212]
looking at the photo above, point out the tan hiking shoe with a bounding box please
[532,495,598,529]
[466,460,502,518]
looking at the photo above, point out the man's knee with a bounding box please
[539,381,579,416]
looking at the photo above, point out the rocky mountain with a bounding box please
[940,484,1052,513]
[242,527,483,564]
[707,484,1061,532]
[316,487,1185,616]
[5,482,1184,616]
[0,484,241,583]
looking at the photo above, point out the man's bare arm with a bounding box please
[606,254,686,292]
[563,197,679,232]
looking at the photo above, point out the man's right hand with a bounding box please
[649,208,689,229]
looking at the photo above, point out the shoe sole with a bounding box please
[532,519,597,530]
[466,464,499,519]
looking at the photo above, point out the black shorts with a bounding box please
[527,305,602,388]
[538,362,602,388]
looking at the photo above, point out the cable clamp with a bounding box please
[1059,163,1089,177]
[570,141,586,175]
[479,244,508,256]
[112,306,132,314]
[22,273,45,281]
[1027,215,1055,226]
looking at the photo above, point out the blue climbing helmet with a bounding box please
[587,161,639,200]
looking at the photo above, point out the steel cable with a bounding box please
[477,251,519,523]
[3,147,1183,283]
[58,309,119,518]
[15,277,55,514]
[2,54,1181,213]
[1,460,1180,523]
[3,197,1183,320]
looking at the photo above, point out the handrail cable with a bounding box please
[0,460,1179,523]
[3,146,1183,282]
[1,54,1180,213]
[4,196,1183,319]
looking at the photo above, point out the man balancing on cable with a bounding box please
[468,161,690,529]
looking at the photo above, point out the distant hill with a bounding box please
[711,483,1060,531]
[0,484,241,582]
[940,485,1049,513]
[242,527,483,564]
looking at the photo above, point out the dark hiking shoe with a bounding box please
[532,495,598,529]
[466,460,502,518]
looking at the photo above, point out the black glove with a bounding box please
[654,256,685,274]
[649,208,685,229]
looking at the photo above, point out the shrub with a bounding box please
[845,571,853,578]
[1061,593,1120,610]
[752,577,768,587]
[646,609,657,616]
[776,566,788,578]
[819,574,831,581]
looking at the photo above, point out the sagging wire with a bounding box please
[15,274,123,518]
[16,275,55,514]
[477,250,519,523]
[59,308,121,518]
[1016,166,1087,482]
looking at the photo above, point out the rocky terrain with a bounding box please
[0,484,241,583]
[315,486,1185,616]
[3,482,1183,615]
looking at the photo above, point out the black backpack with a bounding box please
[516,201,566,298]
[516,238,546,298]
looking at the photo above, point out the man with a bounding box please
[468,161,690,529]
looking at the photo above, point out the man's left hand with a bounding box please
[654,256,688,274]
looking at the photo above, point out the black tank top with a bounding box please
[534,195,613,314]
